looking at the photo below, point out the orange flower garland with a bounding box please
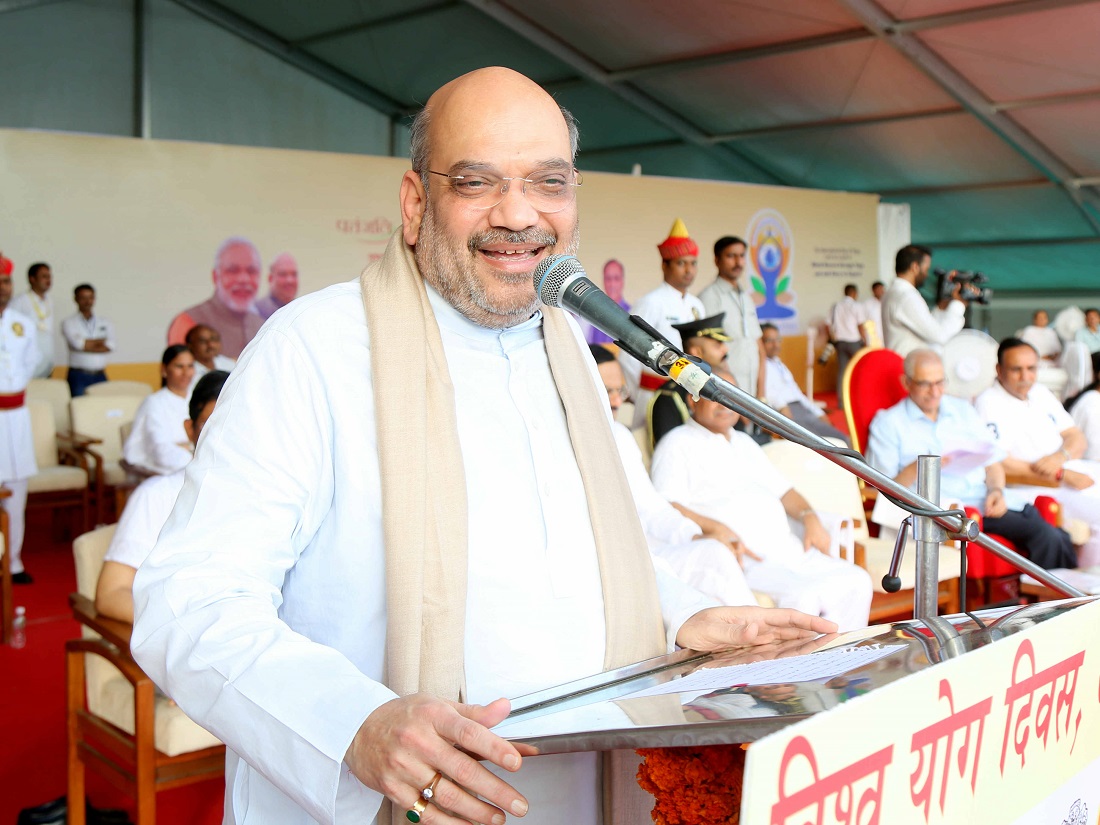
[636,745,747,825]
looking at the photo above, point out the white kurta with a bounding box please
[975,380,1100,564]
[860,297,883,343]
[189,354,236,395]
[131,279,712,825]
[0,306,39,574]
[1018,325,1062,360]
[650,420,872,631]
[880,279,965,358]
[123,388,192,476]
[10,290,54,377]
[611,421,754,606]
[621,282,704,428]
[1071,391,1100,462]
[698,277,763,397]
[105,470,185,568]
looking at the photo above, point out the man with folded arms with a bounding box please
[867,349,1075,570]
[132,68,832,825]
[975,338,1100,566]
[651,368,872,631]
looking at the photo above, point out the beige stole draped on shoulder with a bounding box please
[362,232,665,824]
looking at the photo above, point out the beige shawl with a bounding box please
[362,232,665,822]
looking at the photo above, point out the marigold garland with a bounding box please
[636,745,747,825]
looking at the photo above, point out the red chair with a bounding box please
[962,496,1063,609]
[844,347,1064,610]
[842,347,905,455]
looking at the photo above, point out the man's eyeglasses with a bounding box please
[908,378,946,391]
[425,168,582,213]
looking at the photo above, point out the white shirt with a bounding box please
[10,290,54,377]
[620,282,704,395]
[105,470,185,568]
[650,420,795,556]
[1071,391,1100,462]
[611,421,700,549]
[0,306,39,481]
[881,278,965,357]
[828,296,863,343]
[698,277,763,393]
[764,357,823,418]
[123,388,192,475]
[860,297,882,342]
[131,280,712,825]
[1019,325,1062,360]
[974,380,1075,465]
[189,354,236,394]
[61,312,116,371]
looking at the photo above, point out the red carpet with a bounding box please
[0,508,222,825]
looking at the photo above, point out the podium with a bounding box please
[496,597,1100,824]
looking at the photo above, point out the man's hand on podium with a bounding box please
[345,694,532,824]
[675,606,836,653]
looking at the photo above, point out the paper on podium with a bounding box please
[619,644,903,701]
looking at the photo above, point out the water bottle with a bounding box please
[11,606,26,649]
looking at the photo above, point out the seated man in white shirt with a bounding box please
[975,337,1100,566]
[96,370,228,622]
[591,345,756,606]
[1018,310,1062,363]
[650,369,872,631]
[761,324,850,446]
[867,349,1076,570]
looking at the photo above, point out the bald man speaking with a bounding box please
[132,68,832,825]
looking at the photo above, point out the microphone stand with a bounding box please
[644,348,1086,619]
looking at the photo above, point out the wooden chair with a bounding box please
[26,400,94,539]
[84,380,154,399]
[27,376,72,434]
[67,525,224,825]
[762,438,961,624]
[68,395,145,524]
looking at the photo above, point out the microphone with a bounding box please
[533,254,687,377]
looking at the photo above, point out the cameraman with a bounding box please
[882,244,966,358]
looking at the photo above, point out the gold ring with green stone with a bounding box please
[405,798,427,823]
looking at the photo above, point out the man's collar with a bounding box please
[425,281,542,343]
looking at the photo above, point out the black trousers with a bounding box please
[984,504,1077,570]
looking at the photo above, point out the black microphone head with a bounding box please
[533,255,586,308]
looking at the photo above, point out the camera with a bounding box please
[934,268,992,305]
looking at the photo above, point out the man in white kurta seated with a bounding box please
[619,218,704,428]
[975,337,1100,566]
[650,369,872,631]
[130,68,834,825]
[96,370,228,622]
[591,345,756,606]
[760,323,850,445]
[1018,309,1062,363]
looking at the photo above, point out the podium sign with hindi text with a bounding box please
[741,598,1100,825]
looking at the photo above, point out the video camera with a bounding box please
[934,268,992,305]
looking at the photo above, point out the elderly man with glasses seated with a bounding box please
[867,348,1076,570]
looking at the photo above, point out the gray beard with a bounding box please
[415,207,580,330]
